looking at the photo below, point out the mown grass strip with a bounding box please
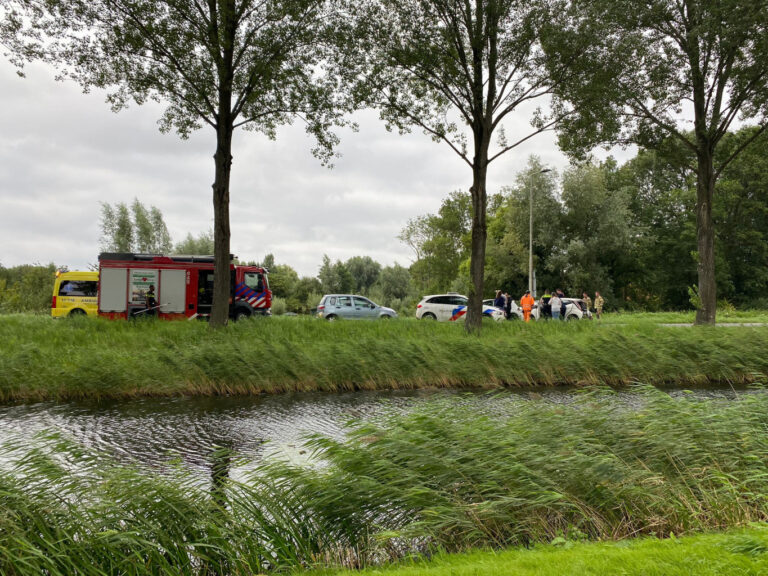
[2,314,768,402]
[306,526,768,576]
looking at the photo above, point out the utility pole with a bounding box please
[529,168,552,296]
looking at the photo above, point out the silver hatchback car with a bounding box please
[316,294,398,320]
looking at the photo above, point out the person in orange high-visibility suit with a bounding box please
[520,290,535,322]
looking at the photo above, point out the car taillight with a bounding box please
[318,305,325,311]
[51,296,56,308]
[417,304,422,308]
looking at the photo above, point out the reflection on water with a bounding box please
[0,386,758,480]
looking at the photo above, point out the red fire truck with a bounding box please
[98,253,271,320]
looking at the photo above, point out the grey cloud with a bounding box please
[2,60,582,278]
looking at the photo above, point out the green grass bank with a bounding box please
[4,388,768,574]
[2,314,768,402]
[308,526,768,576]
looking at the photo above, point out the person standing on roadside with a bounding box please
[594,291,604,320]
[550,291,562,321]
[583,292,592,313]
[540,289,552,319]
[145,284,157,317]
[503,292,512,320]
[494,289,505,310]
[520,290,535,322]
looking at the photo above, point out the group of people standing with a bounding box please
[581,291,604,320]
[493,289,605,322]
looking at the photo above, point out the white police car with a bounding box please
[416,293,505,322]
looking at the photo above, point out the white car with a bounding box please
[532,297,592,321]
[416,293,505,322]
[482,298,524,320]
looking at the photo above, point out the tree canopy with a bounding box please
[345,0,578,331]
[2,0,347,326]
[553,0,768,323]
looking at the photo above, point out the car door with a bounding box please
[353,296,376,319]
[449,296,469,321]
[335,295,354,318]
[428,296,449,321]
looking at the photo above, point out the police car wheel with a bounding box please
[422,313,436,320]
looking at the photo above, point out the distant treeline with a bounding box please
[3,127,768,315]
[402,127,768,312]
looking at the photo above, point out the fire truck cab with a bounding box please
[98,253,271,320]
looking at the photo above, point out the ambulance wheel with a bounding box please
[235,309,251,321]
[68,308,86,317]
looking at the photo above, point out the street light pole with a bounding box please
[529,168,551,296]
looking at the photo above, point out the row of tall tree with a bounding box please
[405,127,768,311]
[4,124,767,316]
[99,199,214,256]
[3,0,767,327]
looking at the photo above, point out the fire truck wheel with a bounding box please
[235,309,251,321]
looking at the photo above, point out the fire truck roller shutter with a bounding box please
[160,269,186,313]
[100,268,128,312]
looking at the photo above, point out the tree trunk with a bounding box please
[210,122,233,328]
[210,0,236,329]
[466,160,488,334]
[695,150,716,325]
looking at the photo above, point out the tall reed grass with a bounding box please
[2,386,768,574]
[1,314,768,402]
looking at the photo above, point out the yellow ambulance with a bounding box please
[51,270,99,317]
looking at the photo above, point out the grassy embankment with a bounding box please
[2,313,768,402]
[3,387,768,574]
[309,527,768,576]
[601,309,768,324]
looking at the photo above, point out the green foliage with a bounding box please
[288,386,768,557]
[5,389,768,573]
[320,527,768,575]
[401,192,472,295]
[318,255,354,294]
[403,128,768,310]
[4,0,349,327]
[345,256,381,293]
[689,285,702,310]
[485,158,561,296]
[267,264,300,299]
[552,0,768,322]
[3,315,768,403]
[101,199,173,254]
[270,296,288,315]
[174,230,214,255]
[0,264,56,313]
[379,263,411,301]
[345,0,580,330]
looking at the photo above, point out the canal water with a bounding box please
[0,386,756,479]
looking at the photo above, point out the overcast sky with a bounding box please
[0,59,578,278]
